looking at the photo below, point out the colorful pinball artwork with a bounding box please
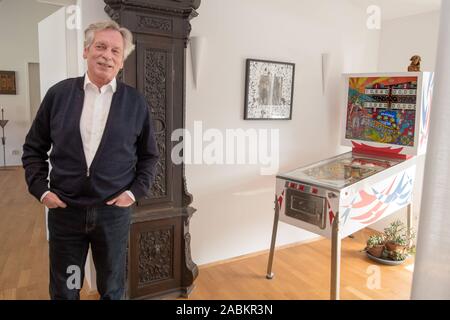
[346,77,418,146]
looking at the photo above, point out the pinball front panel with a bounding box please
[276,177,338,238]
[337,163,416,238]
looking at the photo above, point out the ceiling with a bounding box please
[349,0,441,20]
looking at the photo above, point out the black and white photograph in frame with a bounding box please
[244,59,295,120]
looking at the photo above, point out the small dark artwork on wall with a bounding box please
[0,71,16,95]
[244,59,295,120]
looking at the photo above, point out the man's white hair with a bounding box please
[84,21,135,60]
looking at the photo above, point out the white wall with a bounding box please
[38,7,70,97]
[371,10,440,232]
[0,0,59,166]
[378,11,440,72]
[186,0,381,265]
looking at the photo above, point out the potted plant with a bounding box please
[365,234,385,258]
[390,250,409,261]
[364,220,416,264]
[383,220,416,256]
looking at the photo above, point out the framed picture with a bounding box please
[244,59,295,120]
[0,71,16,95]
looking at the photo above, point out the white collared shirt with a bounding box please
[80,73,117,169]
[40,73,134,203]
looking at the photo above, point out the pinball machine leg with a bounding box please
[266,195,280,280]
[407,202,413,238]
[330,215,341,300]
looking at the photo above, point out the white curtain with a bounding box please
[411,2,450,299]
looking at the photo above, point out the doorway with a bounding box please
[28,62,41,122]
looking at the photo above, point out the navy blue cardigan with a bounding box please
[22,76,159,208]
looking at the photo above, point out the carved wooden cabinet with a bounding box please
[104,0,200,299]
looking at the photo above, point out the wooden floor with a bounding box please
[0,167,414,300]
[0,167,98,300]
[188,228,414,300]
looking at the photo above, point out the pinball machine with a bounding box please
[266,72,434,300]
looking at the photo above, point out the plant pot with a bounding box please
[367,245,384,258]
[385,241,406,253]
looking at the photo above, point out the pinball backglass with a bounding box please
[341,72,434,156]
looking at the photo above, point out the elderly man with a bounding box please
[22,21,159,300]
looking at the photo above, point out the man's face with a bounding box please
[83,29,124,87]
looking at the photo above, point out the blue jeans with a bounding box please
[47,205,131,300]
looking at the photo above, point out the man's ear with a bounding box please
[83,46,88,59]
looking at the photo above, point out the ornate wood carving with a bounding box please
[137,15,172,32]
[144,49,167,199]
[138,228,173,284]
[105,0,199,45]
[182,176,193,206]
[105,0,200,17]
[116,69,124,82]
[104,5,120,22]
[105,0,200,300]
[183,217,198,279]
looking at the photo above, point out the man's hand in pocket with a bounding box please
[42,192,67,209]
[106,192,135,207]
